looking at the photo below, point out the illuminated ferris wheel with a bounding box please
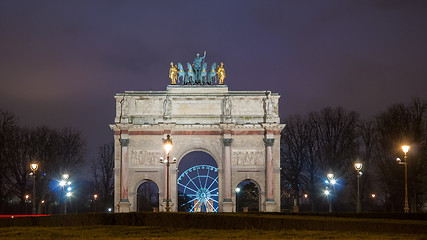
[177,165,218,212]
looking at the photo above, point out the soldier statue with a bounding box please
[217,62,226,85]
[169,62,178,85]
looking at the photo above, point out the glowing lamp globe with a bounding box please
[163,135,173,154]
[354,162,363,171]
[30,163,38,172]
[402,145,410,154]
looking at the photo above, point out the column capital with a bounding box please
[120,138,130,147]
[264,138,274,146]
[223,138,233,146]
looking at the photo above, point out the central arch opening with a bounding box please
[177,151,218,212]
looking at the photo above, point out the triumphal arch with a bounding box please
[110,53,284,212]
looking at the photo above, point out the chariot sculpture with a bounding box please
[169,52,226,85]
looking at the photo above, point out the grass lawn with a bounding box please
[0,226,426,240]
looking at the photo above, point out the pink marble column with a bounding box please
[265,138,274,201]
[223,138,232,201]
[120,138,130,201]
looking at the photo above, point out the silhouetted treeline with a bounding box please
[0,109,86,214]
[281,98,427,213]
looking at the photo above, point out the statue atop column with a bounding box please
[169,52,226,86]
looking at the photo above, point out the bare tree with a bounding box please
[281,115,308,210]
[302,121,322,211]
[91,143,114,211]
[309,107,360,179]
[7,127,33,212]
[357,120,377,211]
[374,98,427,212]
[0,110,18,212]
[54,128,86,178]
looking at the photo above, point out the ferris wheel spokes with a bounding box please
[177,164,219,213]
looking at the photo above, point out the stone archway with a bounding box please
[235,180,260,212]
[177,151,218,212]
[136,180,159,212]
[110,85,284,212]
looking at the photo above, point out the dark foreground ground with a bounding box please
[1,225,426,240]
[1,212,426,239]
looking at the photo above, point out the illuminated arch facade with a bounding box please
[110,85,284,212]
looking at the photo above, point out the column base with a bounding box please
[222,199,233,212]
[265,200,277,212]
[118,199,131,213]
[160,199,174,212]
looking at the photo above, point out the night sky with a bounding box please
[1,1,426,160]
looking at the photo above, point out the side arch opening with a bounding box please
[137,180,159,211]
[235,180,260,212]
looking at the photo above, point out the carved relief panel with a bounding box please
[130,150,161,166]
[232,150,264,166]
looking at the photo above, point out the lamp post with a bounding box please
[398,145,410,213]
[60,174,70,214]
[30,163,38,215]
[371,193,376,211]
[25,194,29,215]
[235,187,241,212]
[326,173,334,213]
[66,191,72,214]
[93,194,98,212]
[163,135,173,212]
[354,161,363,213]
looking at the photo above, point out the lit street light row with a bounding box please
[321,145,410,213]
[28,163,108,215]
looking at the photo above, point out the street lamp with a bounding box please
[60,174,71,214]
[66,191,72,213]
[63,174,69,181]
[398,145,410,213]
[371,193,376,211]
[30,163,38,215]
[163,134,173,212]
[235,187,241,212]
[354,161,363,213]
[326,173,334,212]
[25,194,29,215]
[93,194,98,212]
